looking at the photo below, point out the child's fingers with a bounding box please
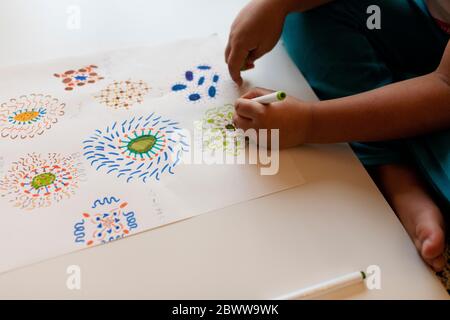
[227,47,249,86]
[235,98,264,119]
[239,47,264,71]
[233,113,253,131]
[247,47,265,65]
[225,42,231,64]
[241,87,274,99]
[241,61,255,71]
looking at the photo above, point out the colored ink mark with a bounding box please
[14,111,40,122]
[82,113,189,183]
[54,65,104,91]
[196,104,245,156]
[91,196,120,209]
[171,65,220,103]
[0,94,65,140]
[185,71,194,81]
[127,135,157,154]
[172,84,187,91]
[189,93,201,101]
[31,172,56,190]
[95,80,150,110]
[74,75,88,81]
[73,196,139,246]
[208,86,217,98]
[0,153,81,210]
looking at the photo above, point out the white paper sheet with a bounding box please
[0,36,304,273]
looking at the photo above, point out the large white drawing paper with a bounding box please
[0,36,304,273]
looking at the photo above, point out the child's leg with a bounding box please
[374,164,446,271]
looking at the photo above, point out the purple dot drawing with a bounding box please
[171,65,220,102]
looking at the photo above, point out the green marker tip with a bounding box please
[277,91,287,101]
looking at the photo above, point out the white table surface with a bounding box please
[0,0,447,299]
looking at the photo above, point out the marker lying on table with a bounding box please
[251,91,286,104]
[274,270,366,300]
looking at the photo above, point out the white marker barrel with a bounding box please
[251,91,286,104]
[275,271,366,300]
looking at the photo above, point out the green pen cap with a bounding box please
[277,91,287,101]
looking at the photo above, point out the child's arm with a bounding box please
[309,40,450,143]
[234,41,450,147]
[225,0,333,86]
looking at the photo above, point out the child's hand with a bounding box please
[225,0,289,86]
[233,88,313,148]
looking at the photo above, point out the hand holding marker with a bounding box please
[234,91,286,145]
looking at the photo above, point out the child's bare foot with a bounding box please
[374,164,446,271]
